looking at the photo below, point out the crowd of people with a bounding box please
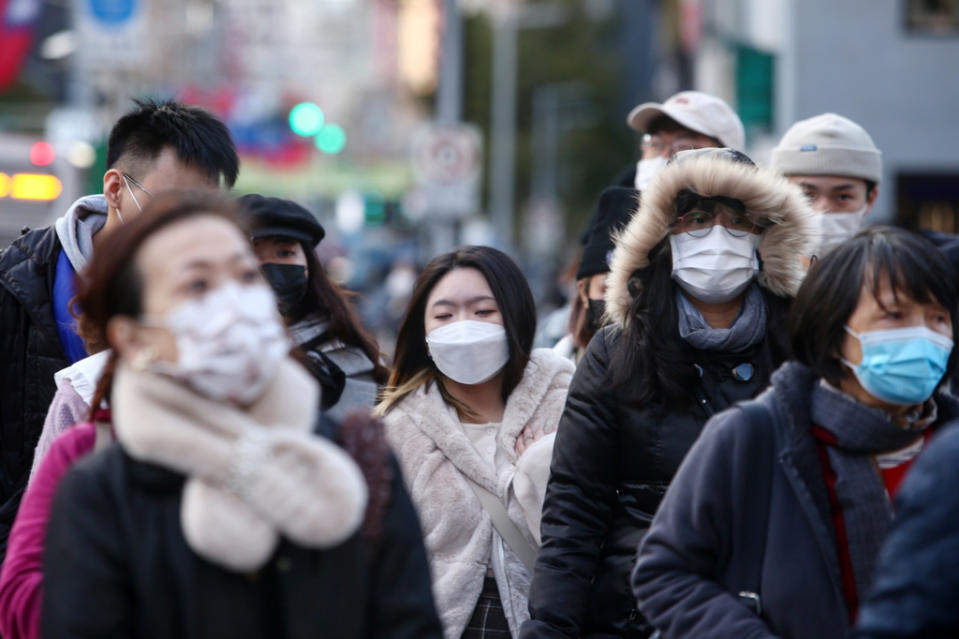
[0,92,955,639]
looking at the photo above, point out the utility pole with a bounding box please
[437,0,463,124]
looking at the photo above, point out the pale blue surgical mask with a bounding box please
[842,325,953,405]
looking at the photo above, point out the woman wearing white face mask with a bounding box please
[30,192,442,639]
[634,227,959,639]
[377,246,574,639]
[522,147,817,639]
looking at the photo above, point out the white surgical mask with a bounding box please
[145,282,291,404]
[670,226,760,304]
[635,156,669,191]
[426,320,509,385]
[815,205,867,255]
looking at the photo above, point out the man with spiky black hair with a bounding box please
[0,99,239,562]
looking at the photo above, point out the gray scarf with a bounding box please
[810,382,937,608]
[288,313,330,347]
[676,284,766,352]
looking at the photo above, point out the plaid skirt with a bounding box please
[461,576,511,638]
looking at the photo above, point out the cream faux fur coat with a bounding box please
[384,348,573,639]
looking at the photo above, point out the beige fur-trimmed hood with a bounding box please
[605,148,818,327]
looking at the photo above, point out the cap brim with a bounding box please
[626,102,666,132]
[250,226,318,245]
[627,101,717,142]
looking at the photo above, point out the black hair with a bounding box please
[300,245,389,385]
[380,246,537,413]
[107,99,239,187]
[789,226,959,388]
[608,236,791,410]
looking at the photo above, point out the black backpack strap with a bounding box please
[729,399,777,616]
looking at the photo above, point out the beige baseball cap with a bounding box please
[627,91,745,151]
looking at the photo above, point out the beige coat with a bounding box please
[384,349,573,639]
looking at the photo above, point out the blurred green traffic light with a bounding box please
[315,124,346,154]
[289,102,324,137]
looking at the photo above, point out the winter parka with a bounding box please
[632,362,959,639]
[522,149,817,638]
[41,418,443,639]
[0,226,69,562]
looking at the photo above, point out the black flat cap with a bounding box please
[238,194,325,247]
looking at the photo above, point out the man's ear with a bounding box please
[864,184,880,216]
[103,169,124,211]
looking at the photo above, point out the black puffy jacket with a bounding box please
[525,324,784,638]
[0,226,68,562]
[522,148,817,638]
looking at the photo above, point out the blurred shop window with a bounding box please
[897,173,959,232]
[906,0,959,33]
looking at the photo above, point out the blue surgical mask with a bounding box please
[842,325,953,405]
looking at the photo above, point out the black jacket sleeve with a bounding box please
[366,457,443,639]
[522,331,622,638]
[854,424,959,639]
[41,456,135,639]
[0,282,28,561]
[632,407,777,639]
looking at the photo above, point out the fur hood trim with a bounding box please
[605,152,818,327]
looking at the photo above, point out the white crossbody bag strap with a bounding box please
[464,476,537,572]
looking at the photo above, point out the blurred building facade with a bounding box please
[663,0,959,229]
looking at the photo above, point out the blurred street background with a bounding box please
[2,0,959,350]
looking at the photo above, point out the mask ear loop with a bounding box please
[840,325,863,372]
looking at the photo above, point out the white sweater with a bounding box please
[384,349,573,638]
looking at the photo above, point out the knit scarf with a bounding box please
[676,283,767,352]
[112,358,367,572]
[809,381,937,613]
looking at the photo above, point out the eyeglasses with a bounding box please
[671,208,765,238]
[121,172,153,213]
[641,133,714,159]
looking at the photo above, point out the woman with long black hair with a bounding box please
[378,246,573,639]
[240,194,387,421]
[522,148,817,638]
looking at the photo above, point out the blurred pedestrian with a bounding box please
[612,90,745,189]
[523,148,816,638]
[377,246,574,639]
[239,194,388,421]
[0,99,238,563]
[633,227,959,639]
[36,192,441,639]
[771,113,882,257]
[854,421,959,639]
[554,187,637,363]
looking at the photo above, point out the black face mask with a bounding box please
[260,263,309,319]
[586,298,607,334]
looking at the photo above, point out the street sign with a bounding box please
[409,122,482,219]
[75,0,146,69]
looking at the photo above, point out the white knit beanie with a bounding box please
[771,113,882,184]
